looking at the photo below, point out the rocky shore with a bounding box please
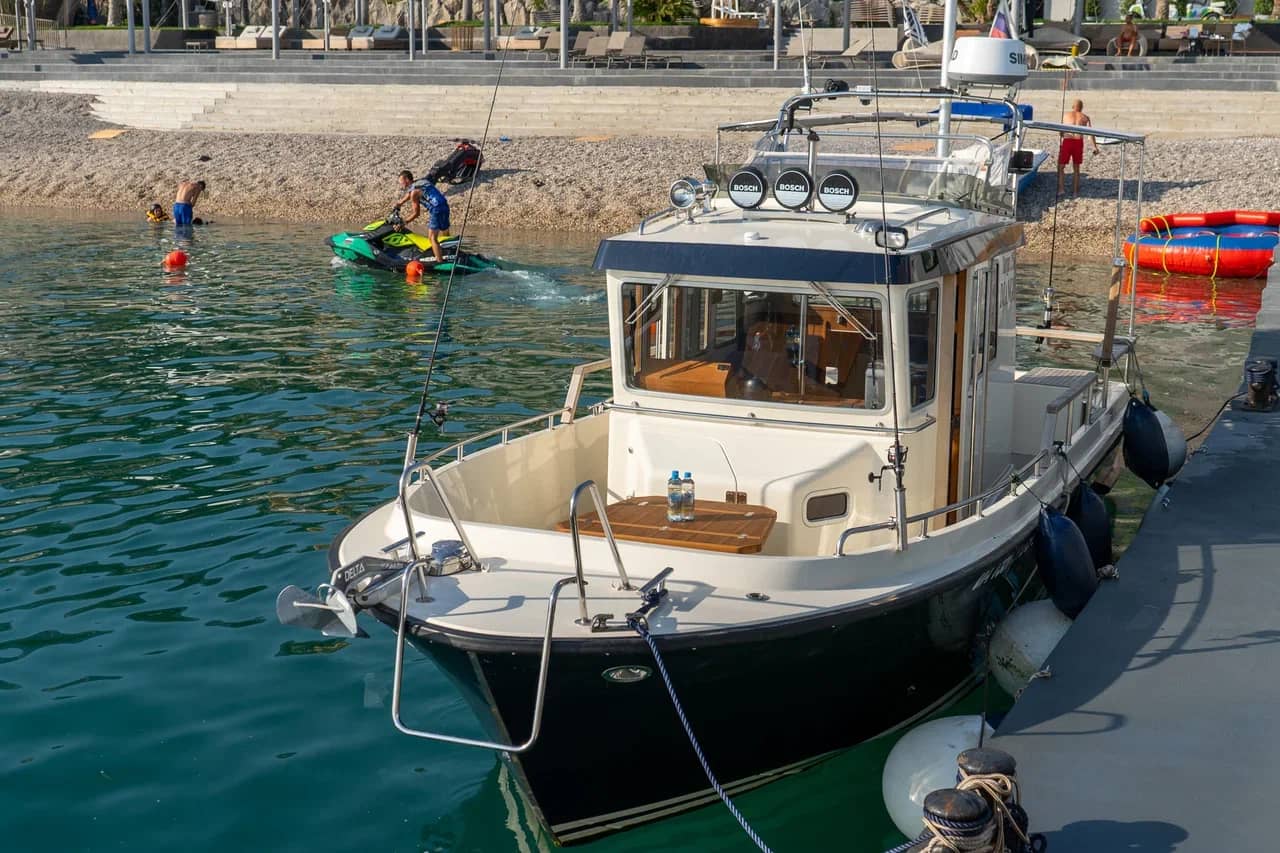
[3,91,1279,258]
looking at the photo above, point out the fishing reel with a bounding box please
[428,401,449,428]
[868,444,908,492]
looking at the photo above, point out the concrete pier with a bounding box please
[990,252,1280,849]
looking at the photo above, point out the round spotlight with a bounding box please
[727,167,767,209]
[816,170,859,213]
[773,168,814,211]
[670,177,699,210]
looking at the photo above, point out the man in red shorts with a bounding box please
[1057,99,1100,197]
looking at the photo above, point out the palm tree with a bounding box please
[107,0,122,24]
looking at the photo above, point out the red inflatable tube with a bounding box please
[1123,210,1280,278]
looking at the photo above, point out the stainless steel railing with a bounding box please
[396,358,612,567]
[390,567,578,753]
[567,479,632,627]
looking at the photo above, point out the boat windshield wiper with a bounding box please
[624,274,674,326]
[809,281,877,340]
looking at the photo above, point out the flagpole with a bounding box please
[938,0,957,158]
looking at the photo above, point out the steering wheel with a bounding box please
[388,207,404,226]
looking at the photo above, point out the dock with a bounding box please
[990,252,1280,850]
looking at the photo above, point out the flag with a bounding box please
[903,4,929,47]
[989,1,1012,39]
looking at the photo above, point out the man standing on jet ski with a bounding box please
[393,170,450,264]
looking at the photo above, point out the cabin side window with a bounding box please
[623,283,886,409]
[907,286,939,408]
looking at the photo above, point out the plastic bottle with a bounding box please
[667,470,683,523]
[681,472,695,521]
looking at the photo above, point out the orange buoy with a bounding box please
[163,250,188,269]
[405,260,425,279]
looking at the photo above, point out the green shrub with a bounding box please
[1257,0,1274,14]
[631,0,694,23]
[1085,0,1102,17]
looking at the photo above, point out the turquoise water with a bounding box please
[0,215,1256,852]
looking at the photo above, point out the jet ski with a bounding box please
[326,210,496,274]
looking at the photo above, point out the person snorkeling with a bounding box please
[393,169,450,264]
[147,203,170,223]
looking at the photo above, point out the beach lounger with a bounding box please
[573,35,611,66]
[608,35,682,68]
[300,29,349,50]
[232,25,266,49]
[348,24,376,49]
[371,25,409,50]
[813,34,873,68]
[531,29,593,61]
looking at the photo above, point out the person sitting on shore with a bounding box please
[1057,99,1100,198]
[393,169,450,264]
[1117,15,1140,56]
[173,179,205,226]
[147,203,170,223]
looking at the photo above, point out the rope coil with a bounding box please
[956,770,1030,853]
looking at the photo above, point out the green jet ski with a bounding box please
[327,210,496,274]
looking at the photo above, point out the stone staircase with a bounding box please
[0,78,236,130]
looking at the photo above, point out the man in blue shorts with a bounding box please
[395,170,450,263]
[173,179,205,225]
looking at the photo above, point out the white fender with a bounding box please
[988,599,1073,697]
[881,715,995,839]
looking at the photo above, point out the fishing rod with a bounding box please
[403,34,515,469]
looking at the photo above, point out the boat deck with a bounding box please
[989,255,1280,850]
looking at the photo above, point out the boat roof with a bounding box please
[594,196,1023,286]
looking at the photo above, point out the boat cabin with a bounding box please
[398,94,1101,565]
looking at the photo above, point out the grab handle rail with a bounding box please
[398,463,480,566]
[561,358,612,425]
[568,479,632,625]
[834,446,1055,554]
[390,569,577,753]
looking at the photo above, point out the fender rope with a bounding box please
[630,618,774,853]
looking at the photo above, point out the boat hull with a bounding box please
[370,535,1038,845]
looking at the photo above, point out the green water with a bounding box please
[0,215,1257,852]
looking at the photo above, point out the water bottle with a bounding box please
[667,470,683,523]
[681,472,695,521]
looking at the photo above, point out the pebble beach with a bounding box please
[3,90,1280,257]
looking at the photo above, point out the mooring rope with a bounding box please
[956,771,1030,853]
[630,618,774,853]
[881,808,997,853]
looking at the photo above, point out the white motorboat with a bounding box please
[279,41,1177,847]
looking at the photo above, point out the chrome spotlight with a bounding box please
[874,225,910,250]
[670,178,700,210]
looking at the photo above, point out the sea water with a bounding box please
[0,214,1258,852]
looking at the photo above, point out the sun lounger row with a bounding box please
[212,25,413,50]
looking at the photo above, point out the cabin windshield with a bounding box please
[623,282,887,410]
[736,128,1013,213]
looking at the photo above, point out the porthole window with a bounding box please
[806,492,849,523]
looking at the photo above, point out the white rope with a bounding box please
[956,770,1030,853]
